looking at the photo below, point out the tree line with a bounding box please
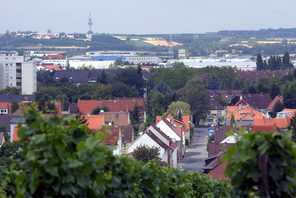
[256,52,294,70]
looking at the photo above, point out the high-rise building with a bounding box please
[21,62,37,95]
[0,53,37,95]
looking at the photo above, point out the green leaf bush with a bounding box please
[223,131,296,197]
[0,106,232,197]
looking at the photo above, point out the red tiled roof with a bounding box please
[266,96,284,111]
[85,115,104,130]
[98,98,145,113]
[121,125,134,144]
[95,127,120,145]
[214,126,234,143]
[44,65,61,71]
[100,112,129,126]
[78,100,99,115]
[209,162,228,180]
[236,70,292,83]
[44,55,66,60]
[12,126,19,142]
[182,115,190,132]
[156,116,162,124]
[0,102,11,114]
[227,104,263,121]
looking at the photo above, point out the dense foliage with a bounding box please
[0,107,232,197]
[223,130,296,197]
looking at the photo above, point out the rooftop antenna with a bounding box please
[168,34,174,59]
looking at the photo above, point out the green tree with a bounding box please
[133,145,161,163]
[207,74,220,90]
[131,105,140,124]
[223,130,296,197]
[0,141,21,169]
[11,101,19,113]
[269,100,285,118]
[179,84,209,124]
[164,101,190,118]
[282,51,293,69]
[97,70,107,84]
[256,54,265,70]
[116,68,145,96]
[0,87,20,95]
[146,90,172,124]
[171,61,186,68]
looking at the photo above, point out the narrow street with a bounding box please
[178,127,208,172]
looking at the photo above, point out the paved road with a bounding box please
[178,127,208,172]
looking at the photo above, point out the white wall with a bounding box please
[156,120,181,142]
[127,133,167,162]
[69,59,114,69]
[22,62,37,95]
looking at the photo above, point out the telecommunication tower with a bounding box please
[87,12,94,36]
[168,34,174,59]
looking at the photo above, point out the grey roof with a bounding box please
[88,69,121,82]
[242,94,272,109]
[0,115,19,132]
[0,95,35,102]
[53,70,90,83]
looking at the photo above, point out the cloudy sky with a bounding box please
[1,0,295,34]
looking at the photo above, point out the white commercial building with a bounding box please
[68,56,114,69]
[0,53,37,95]
[124,56,162,65]
[42,55,68,67]
[86,51,137,57]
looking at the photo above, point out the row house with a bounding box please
[126,125,178,168]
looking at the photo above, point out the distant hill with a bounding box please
[216,28,296,38]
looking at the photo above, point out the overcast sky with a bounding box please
[1,0,295,34]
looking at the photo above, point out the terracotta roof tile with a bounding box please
[85,115,104,130]
[98,98,145,113]
[12,126,19,142]
[78,100,99,115]
[266,96,284,110]
[100,112,129,126]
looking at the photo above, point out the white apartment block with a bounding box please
[22,62,37,95]
[0,54,37,95]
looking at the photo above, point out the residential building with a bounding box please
[0,54,36,95]
[53,70,89,85]
[156,118,183,162]
[21,61,37,95]
[126,126,178,168]
[100,112,130,126]
[200,97,226,126]
[77,98,146,121]
[43,55,68,67]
